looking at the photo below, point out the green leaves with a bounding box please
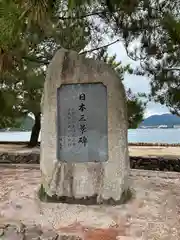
[16,0,54,27]
[0,1,22,49]
[126,88,147,128]
[96,50,146,128]
[0,86,23,128]
[0,0,95,129]
[0,0,150,129]
[161,14,180,45]
[68,0,92,9]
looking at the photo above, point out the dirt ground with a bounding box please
[0,166,180,239]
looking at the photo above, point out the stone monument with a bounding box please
[40,48,130,204]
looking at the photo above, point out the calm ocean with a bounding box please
[0,129,180,144]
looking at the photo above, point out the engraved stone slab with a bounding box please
[41,48,130,202]
[57,82,108,162]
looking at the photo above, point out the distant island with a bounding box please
[140,113,180,128]
[1,113,180,132]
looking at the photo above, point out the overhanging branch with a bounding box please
[59,11,106,20]
[80,39,120,55]
[23,39,121,65]
[164,67,180,71]
[23,56,50,65]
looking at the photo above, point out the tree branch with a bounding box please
[23,39,121,65]
[23,56,49,65]
[164,67,180,71]
[59,11,106,20]
[80,39,120,55]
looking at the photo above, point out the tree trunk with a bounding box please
[28,112,41,147]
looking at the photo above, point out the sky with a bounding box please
[107,41,169,117]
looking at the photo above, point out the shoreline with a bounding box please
[129,142,180,146]
[0,141,180,147]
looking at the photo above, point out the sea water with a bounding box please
[0,129,180,144]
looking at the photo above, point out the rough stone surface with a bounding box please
[0,223,82,240]
[0,152,39,164]
[3,225,24,240]
[40,48,130,203]
[130,156,180,171]
[40,230,58,240]
[24,225,42,239]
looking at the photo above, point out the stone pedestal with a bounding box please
[40,48,130,204]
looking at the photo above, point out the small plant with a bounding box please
[38,184,48,202]
[119,188,134,204]
[38,184,64,202]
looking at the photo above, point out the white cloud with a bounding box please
[107,41,170,117]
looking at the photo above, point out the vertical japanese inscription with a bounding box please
[78,93,88,147]
[67,108,76,147]
[57,83,108,163]
[59,108,76,149]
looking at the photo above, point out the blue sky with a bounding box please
[107,41,169,117]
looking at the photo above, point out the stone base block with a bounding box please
[38,184,133,205]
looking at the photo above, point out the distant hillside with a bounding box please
[18,115,34,131]
[140,114,180,127]
[1,115,35,131]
